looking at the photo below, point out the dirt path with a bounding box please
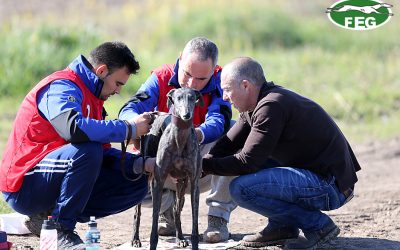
[7,137,400,249]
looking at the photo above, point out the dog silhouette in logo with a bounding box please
[326,3,393,16]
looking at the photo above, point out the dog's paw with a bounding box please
[176,239,189,248]
[131,239,142,248]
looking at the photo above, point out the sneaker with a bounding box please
[24,211,50,237]
[203,215,229,243]
[284,220,340,250]
[57,228,85,250]
[241,226,299,247]
[158,206,175,236]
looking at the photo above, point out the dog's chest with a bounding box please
[163,126,197,154]
[169,158,190,178]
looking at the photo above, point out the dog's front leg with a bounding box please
[175,178,189,248]
[190,167,200,250]
[150,177,165,250]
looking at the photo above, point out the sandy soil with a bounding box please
[6,137,400,249]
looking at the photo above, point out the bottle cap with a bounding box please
[88,216,97,228]
[42,216,56,230]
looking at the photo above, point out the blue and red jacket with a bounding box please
[0,55,130,192]
[119,59,232,144]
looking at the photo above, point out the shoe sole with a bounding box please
[285,226,340,250]
[316,226,340,248]
[24,219,43,237]
[241,237,294,248]
[157,230,176,236]
[158,226,176,236]
[203,233,230,243]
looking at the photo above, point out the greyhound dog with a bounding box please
[131,87,204,250]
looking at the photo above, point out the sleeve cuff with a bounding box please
[126,122,137,140]
[198,128,205,144]
[202,157,214,174]
[132,156,144,174]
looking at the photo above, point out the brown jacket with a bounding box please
[203,83,361,192]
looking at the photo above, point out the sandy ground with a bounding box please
[5,137,400,249]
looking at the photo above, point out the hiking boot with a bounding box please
[284,220,340,250]
[203,215,229,243]
[241,226,299,247]
[158,206,175,236]
[58,228,85,250]
[24,211,50,237]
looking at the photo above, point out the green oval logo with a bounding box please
[327,0,393,30]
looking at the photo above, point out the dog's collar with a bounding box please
[172,115,192,129]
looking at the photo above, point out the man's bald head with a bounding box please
[222,57,266,87]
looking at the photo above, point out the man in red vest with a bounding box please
[119,37,236,243]
[0,42,155,249]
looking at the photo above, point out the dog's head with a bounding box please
[167,88,204,121]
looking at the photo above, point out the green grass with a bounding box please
[0,24,103,97]
[0,98,20,213]
[0,98,21,155]
[0,201,12,214]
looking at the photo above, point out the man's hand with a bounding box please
[201,156,214,177]
[130,112,154,138]
[131,138,141,149]
[143,158,180,183]
[144,157,156,174]
[195,128,203,144]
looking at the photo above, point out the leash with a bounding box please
[138,112,170,176]
[119,111,189,182]
[120,112,166,182]
[121,120,144,182]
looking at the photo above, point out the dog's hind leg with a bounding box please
[131,204,142,247]
[175,178,189,248]
[190,182,200,249]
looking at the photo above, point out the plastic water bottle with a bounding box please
[85,216,100,250]
[39,216,57,250]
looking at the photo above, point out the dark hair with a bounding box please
[183,37,219,67]
[88,41,140,74]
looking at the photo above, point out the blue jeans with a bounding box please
[3,142,148,230]
[229,167,347,232]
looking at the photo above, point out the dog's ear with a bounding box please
[195,90,204,107]
[167,89,176,108]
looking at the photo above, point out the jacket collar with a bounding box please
[257,81,276,102]
[68,55,103,98]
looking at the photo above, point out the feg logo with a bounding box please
[326,0,393,30]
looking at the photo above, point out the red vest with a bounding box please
[0,68,104,192]
[153,64,221,127]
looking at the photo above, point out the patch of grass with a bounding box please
[103,95,130,119]
[338,112,400,144]
[0,23,103,97]
[0,97,21,154]
[0,1,399,150]
[256,46,400,126]
[0,199,12,214]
